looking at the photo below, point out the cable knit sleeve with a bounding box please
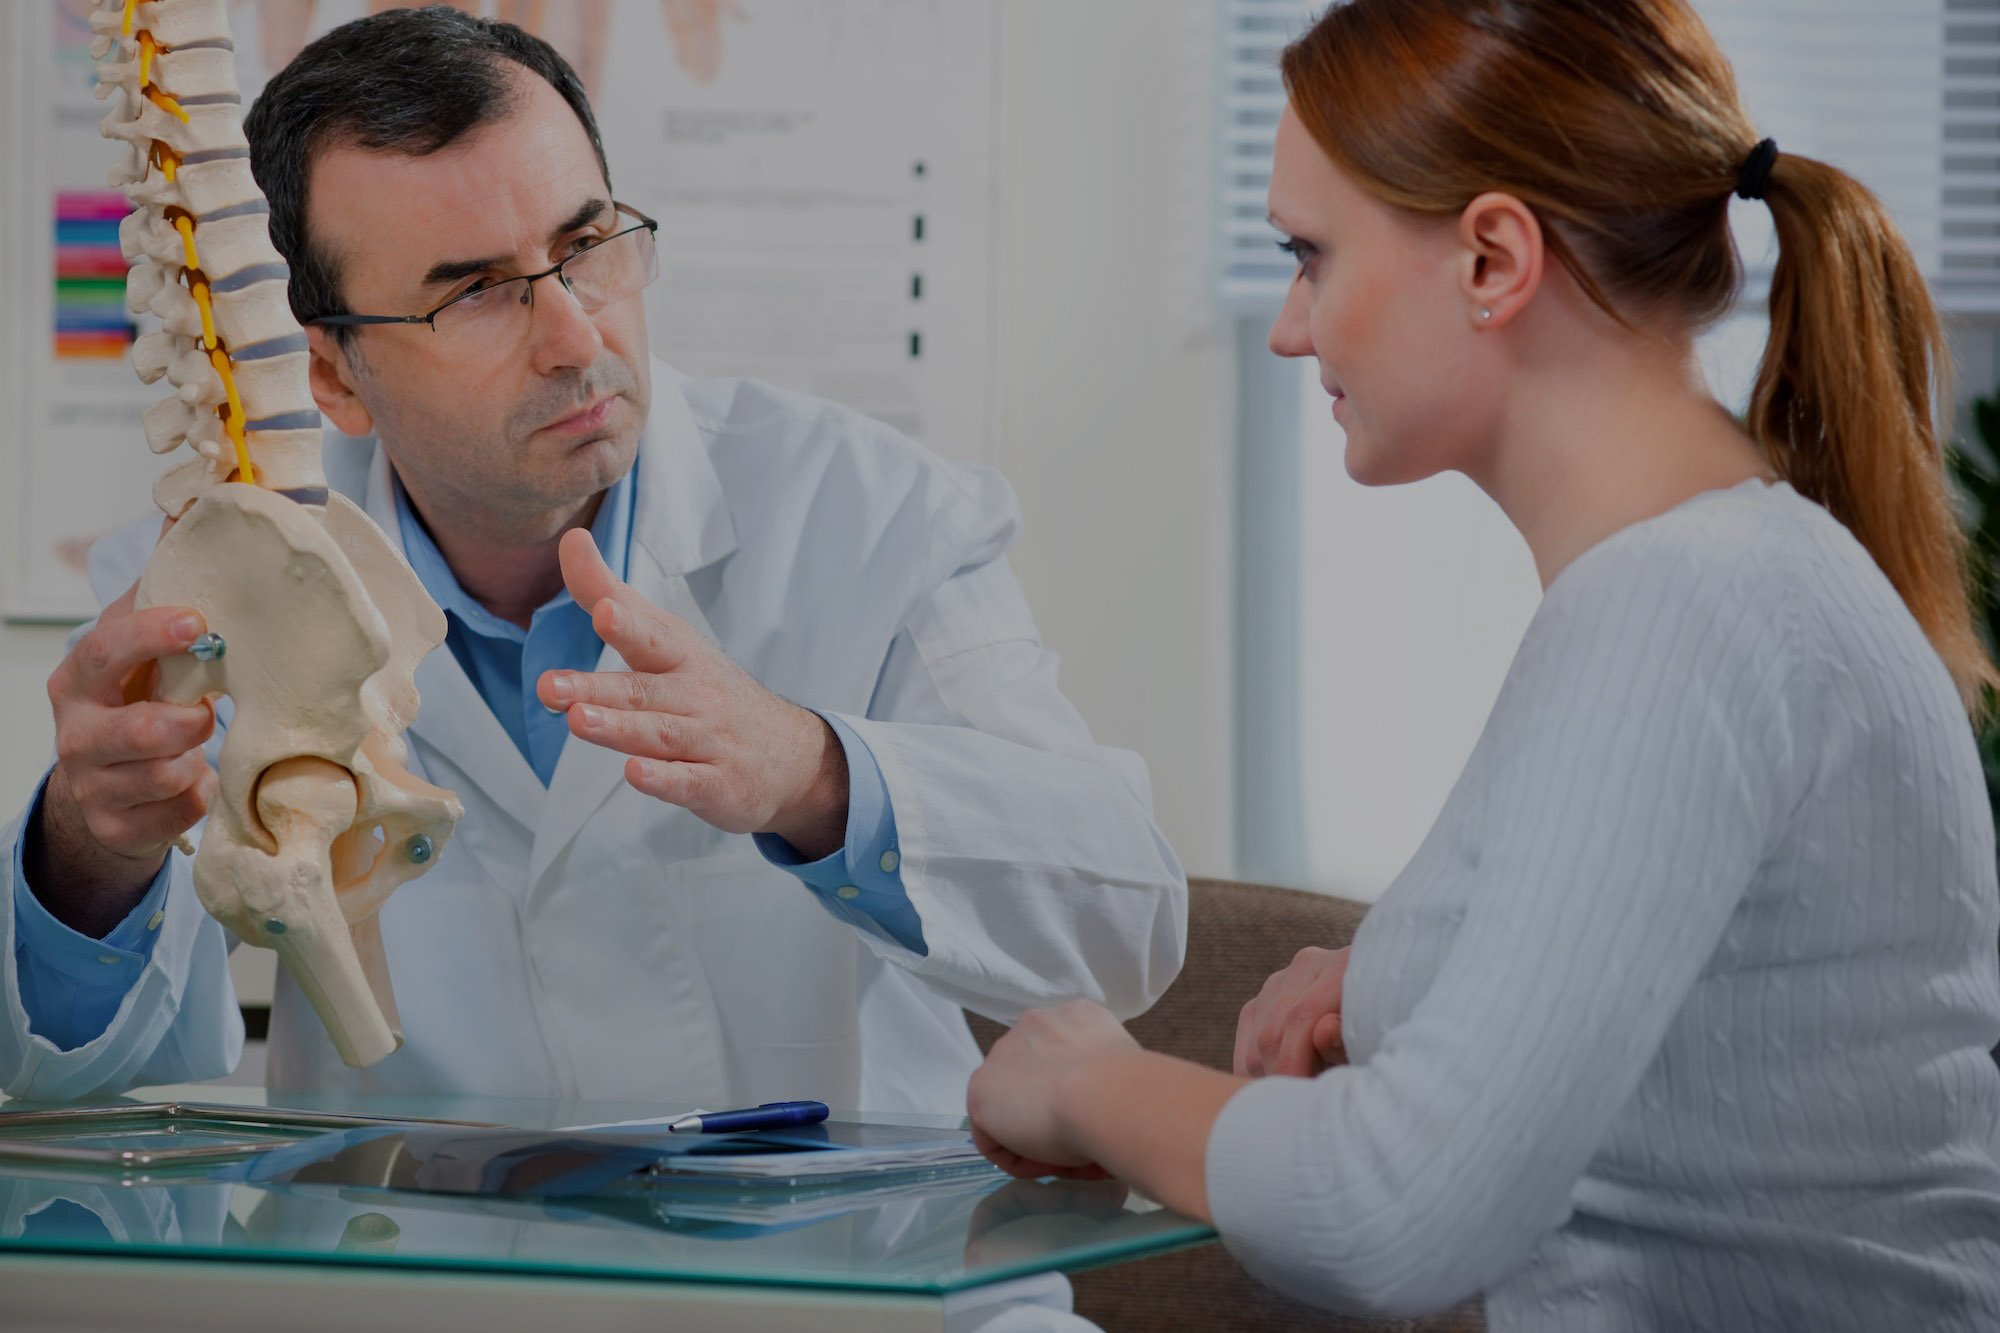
[1204,522,1810,1316]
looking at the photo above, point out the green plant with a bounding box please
[1951,403,2000,1063]
[1952,396,2000,833]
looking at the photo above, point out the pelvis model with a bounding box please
[88,0,462,1068]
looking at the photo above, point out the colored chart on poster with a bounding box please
[53,191,133,359]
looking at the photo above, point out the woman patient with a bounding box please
[967,1,2000,1327]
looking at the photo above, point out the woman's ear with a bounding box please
[305,325,374,437]
[1457,191,1544,330]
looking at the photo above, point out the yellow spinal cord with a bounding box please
[93,0,324,513]
[170,212,255,485]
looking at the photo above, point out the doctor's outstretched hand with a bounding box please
[536,528,849,859]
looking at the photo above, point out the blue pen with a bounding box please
[665,1100,830,1135]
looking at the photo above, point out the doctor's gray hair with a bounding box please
[242,4,613,347]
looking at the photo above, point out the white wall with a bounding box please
[0,0,1238,878]
[1296,394,1541,901]
[992,0,1235,876]
[0,627,61,817]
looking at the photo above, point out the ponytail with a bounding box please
[1752,154,1997,714]
[1280,0,1997,716]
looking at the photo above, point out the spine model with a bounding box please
[92,0,321,512]
[90,0,463,1069]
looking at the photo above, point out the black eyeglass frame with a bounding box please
[307,203,659,332]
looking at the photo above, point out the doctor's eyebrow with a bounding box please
[547,197,612,248]
[417,198,614,289]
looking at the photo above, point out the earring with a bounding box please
[1479,307,1493,322]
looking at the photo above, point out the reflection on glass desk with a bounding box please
[0,1085,1214,1301]
[0,1101,498,1169]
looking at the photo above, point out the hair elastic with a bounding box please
[1735,138,1779,202]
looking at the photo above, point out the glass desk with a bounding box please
[0,1084,1214,1332]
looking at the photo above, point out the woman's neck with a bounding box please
[1471,330,1776,590]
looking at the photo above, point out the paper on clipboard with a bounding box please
[649,1120,988,1180]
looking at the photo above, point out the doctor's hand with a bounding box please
[538,528,849,859]
[31,580,217,932]
[1234,945,1350,1078]
[966,999,1135,1180]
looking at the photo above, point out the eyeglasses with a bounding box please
[309,204,658,351]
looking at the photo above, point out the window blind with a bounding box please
[1216,0,1321,305]
[1943,0,2000,312]
[1217,0,1996,315]
[1695,0,1951,303]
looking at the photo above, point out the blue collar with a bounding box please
[391,463,637,643]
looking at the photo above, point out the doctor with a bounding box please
[1,7,1185,1112]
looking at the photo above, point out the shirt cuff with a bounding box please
[13,772,174,1048]
[754,711,927,955]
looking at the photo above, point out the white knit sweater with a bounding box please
[1206,481,2000,1331]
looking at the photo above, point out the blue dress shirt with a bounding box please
[14,464,923,1050]
[392,460,636,786]
[11,780,172,1049]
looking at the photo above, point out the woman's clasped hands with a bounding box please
[1233,945,1351,1078]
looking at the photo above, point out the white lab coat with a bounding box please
[0,360,1187,1113]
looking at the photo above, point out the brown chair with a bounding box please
[966,877,1485,1333]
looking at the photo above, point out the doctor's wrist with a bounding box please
[24,768,168,938]
[762,709,849,861]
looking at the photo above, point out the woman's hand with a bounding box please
[966,999,1140,1179]
[1234,945,1351,1078]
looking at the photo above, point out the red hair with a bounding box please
[1283,0,1996,713]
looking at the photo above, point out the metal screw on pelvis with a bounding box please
[405,834,435,865]
[188,633,226,661]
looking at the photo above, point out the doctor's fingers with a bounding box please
[556,525,625,607]
[624,757,736,824]
[56,602,206,706]
[544,667,698,716]
[555,529,701,674]
[74,766,216,855]
[566,701,713,763]
[78,750,216,819]
[587,589,703,675]
[58,698,216,771]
